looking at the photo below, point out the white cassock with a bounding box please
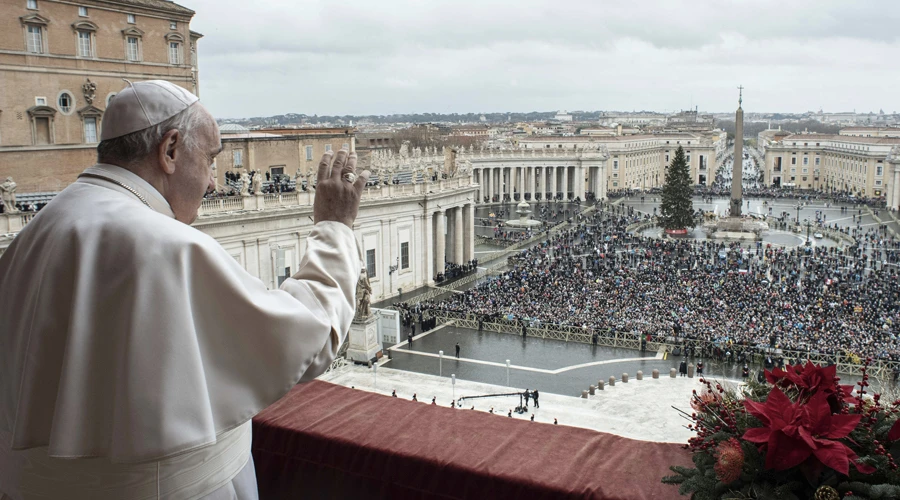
[0,164,360,499]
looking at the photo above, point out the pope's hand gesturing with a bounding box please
[313,150,370,227]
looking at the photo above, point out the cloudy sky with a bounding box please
[187,0,900,119]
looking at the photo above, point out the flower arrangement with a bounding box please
[662,359,900,499]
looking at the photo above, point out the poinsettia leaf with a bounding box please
[825,413,862,439]
[804,391,833,435]
[765,367,788,385]
[742,427,770,444]
[819,363,836,381]
[743,399,771,425]
[810,438,851,476]
[888,419,900,442]
[845,449,877,475]
[797,425,819,451]
[767,431,811,471]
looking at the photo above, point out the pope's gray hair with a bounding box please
[97,103,206,167]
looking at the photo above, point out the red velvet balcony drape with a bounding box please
[252,381,690,500]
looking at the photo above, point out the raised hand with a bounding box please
[313,150,370,227]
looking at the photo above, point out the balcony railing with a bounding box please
[198,176,474,217]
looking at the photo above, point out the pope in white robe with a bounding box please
[0,81,369,499]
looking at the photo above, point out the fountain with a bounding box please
[505,201,543,228]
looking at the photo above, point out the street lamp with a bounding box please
[439,350,443,377]
[804,218,812,246]
[796,204,801,223]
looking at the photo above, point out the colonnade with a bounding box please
[473,165,606,204]
[428,203,475,279]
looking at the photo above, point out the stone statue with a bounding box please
[251,170,263,195]
[413,146,421,158]
[239,170,250,197]
[211,162,219,192]
[309,170,317,191]
[0,177,18,214]
[355,268,372,320]
[82,78,97,106]
[399,141,410,158]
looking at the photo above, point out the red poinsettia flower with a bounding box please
[765,361,854,411]
[743,387,874,476]
[890,419,900,442]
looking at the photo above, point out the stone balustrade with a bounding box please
[198,176,474,217]
[0,212,34,234]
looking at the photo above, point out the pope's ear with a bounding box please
[157,129,181,175]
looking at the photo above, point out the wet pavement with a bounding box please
[385,325,761,397]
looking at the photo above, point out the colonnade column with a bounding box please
[529,166,536,201]
[423,212,434,283]
[454,206,464,265]
[434,210,445,277]
[518,166,525,200]
[891,164,900,211]
[561,166,568,200]
[549,166,557,200]
[463,204,475,263]
[575,166,585,200]
[485,168,493,202]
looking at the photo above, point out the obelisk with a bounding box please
[729,86,744,218]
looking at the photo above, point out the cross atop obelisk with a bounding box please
[729,86,745,218]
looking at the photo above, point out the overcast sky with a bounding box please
[187,0,900,119]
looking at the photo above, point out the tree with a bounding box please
[659,146,695,232]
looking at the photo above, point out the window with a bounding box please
[365,249,376,278]
[305,145,313,160]
[169,42,181,64]
[803,157,808,165]
[815,157,820,166]
[613,160,618,169]
[77,31,92,57]
[400,242,410,269]
[27,0,37,8]
[26,25,43,53]
[127,14,136,23]
[35,96,46,106]
[233,150,243,166]
[78,6,88,16]
[791,157,797,165]
[275,248,294,287]
[665,155,669,163]
[342,143,349,150]
[83,117,97,143]
[877,165,883,176]
[325,144,332,152]
[170,21,177,30]
[802,168,808,174]
[686,155,691,163]
[126,36,140,61]
[57,92,73,114]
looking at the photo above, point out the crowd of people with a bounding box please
[411,206,900,363]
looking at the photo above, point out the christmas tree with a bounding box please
[659,146,695,232]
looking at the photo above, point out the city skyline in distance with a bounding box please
[189,0,900,119]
